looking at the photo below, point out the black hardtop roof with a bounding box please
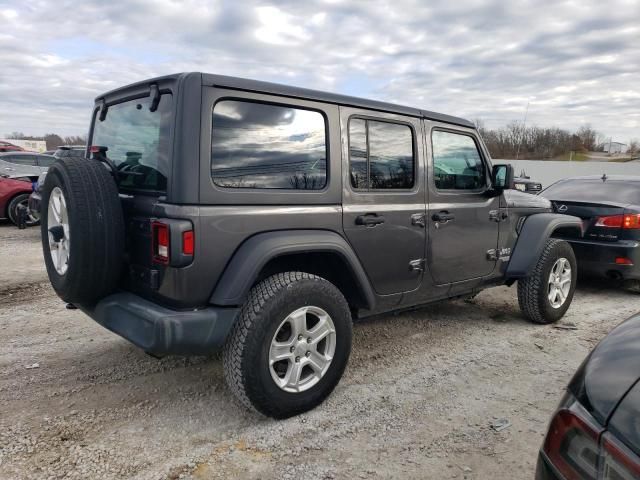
[97,72,475,129]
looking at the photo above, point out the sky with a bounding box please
[0,0,638,142]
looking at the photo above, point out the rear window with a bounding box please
[91,94,173,193]
[211,100,327,190]
[54,148,85,159]
[542,180,640,205]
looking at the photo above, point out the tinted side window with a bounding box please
[432,131,485,190]
[349,118,414,190]
[7,155,36,166]
[37,155,56,166]
[211,100,327,190]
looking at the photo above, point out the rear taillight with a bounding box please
[601,433,640,479]
[543,400,602,480]
[152,221,170,264]
[182,230,194,255]
[615,257,634,265]
[151,220,194,266]
[595,214,640,229]
[543,395,640,480]
[623,214,640,229]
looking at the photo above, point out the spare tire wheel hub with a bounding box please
[48,186,70,275]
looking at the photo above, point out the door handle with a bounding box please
[411,213,426,228]
[432,211,455,222]
[355,214,385,227]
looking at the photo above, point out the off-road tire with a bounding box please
[41,158,125,305]
[223,272,352,419]
[517,239,577,324]
[7,193,39,227]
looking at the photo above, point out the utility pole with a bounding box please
[515,101,530,161]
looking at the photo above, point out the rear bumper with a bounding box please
[78,292,238,356]
[566,238,640,281]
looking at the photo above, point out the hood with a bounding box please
[569,313,640,425]
[503,189,552,209]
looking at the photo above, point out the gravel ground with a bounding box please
[1,220,639,480]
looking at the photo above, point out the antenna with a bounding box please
[515,101,530,161]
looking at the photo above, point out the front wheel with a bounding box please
[7,193,39,227]
[223,272,352,419]
[517,239,577,324]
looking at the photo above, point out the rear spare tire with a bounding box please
[41,158,125,305]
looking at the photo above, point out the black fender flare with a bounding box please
[209,230,376,308]
[506,213,584,279]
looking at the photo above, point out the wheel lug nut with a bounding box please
[290,346,295,353]
[305,351,310,357]
[295,356,300,363]
[307,337,312,343]
[298,335,303,341]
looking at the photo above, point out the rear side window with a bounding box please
[211,100,327,190]
[6,155,36,166]
[37,155,56,167]
[432,130,485,190]
[348,118,414,190]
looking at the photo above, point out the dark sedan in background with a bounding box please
[541,175,640,291]
[536,312,640,479]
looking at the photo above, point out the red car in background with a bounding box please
[0,175,39,226]
[0,141,24,153]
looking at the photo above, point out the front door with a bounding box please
[341,107,426,296]
[426,125,500,285]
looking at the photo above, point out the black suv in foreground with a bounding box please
[40,73,583,418]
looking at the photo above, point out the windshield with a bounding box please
[91,94,173,193]
[542,179,640,205]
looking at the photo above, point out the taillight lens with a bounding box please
[623,213,640,229]
[152,222,170,264]
[601,434,640,480]
[182,230,194,255]
[543,398,602,480]
[595,214,640,229]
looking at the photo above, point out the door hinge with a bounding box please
[411,212,426,228]
[409,258,426,272]
[489,210,508,222]
[487,248,511,261]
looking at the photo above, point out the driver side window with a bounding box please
[432,130,485,190]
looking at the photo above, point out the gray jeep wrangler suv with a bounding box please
[40,73,583,418]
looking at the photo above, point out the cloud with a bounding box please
[0,0,638,142]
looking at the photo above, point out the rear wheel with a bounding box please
[518,239,577,324]
[223,272,352,418]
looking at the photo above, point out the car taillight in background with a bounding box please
[542,394,640,480]
[152,219,194,266]
[595,213,640,229]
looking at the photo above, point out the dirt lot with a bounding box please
[1,222,639,480]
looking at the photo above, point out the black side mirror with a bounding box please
[491,164,514,192]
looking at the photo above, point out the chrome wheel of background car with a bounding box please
[268,306,337,393]
[548,257,571,309]
[47,187,70,275]
[17,197,39,224]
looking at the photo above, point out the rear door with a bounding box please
[426,124,500,285]
[340,107,426,296]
